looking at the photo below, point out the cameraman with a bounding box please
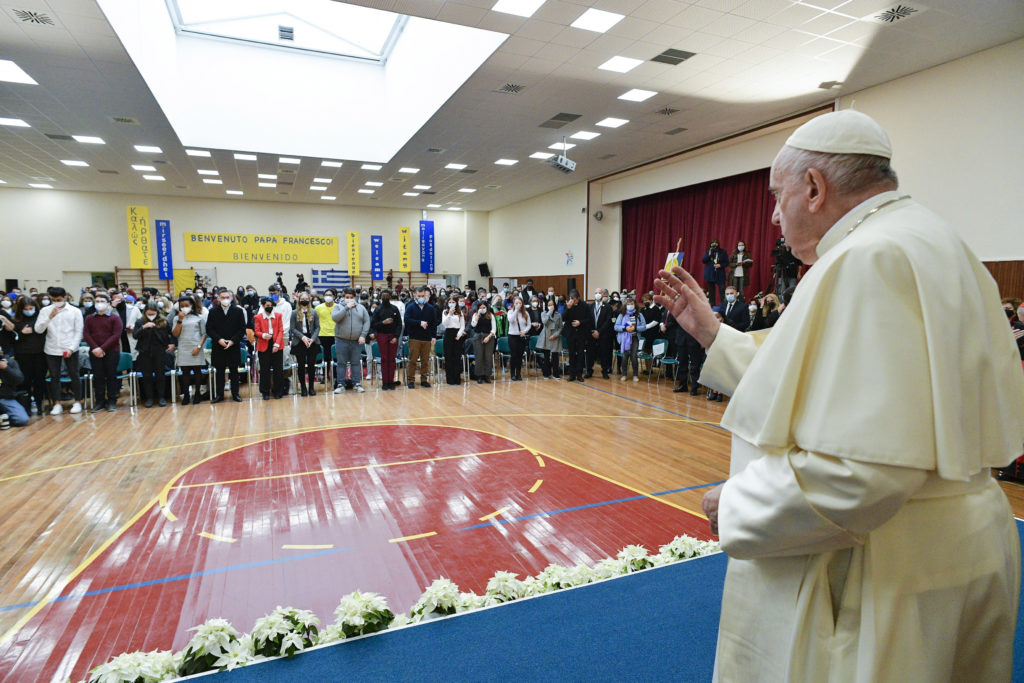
[771,237,802,295]
[294,273,309,294]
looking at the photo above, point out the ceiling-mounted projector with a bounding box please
[549,154,576,173]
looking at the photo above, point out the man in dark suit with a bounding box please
[664,311,705,394]
[561,290,591,382]
[207,288,247,402]
[721,285,750,331]
[586,287,614,379]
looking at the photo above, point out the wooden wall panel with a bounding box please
[984,261,1024,299]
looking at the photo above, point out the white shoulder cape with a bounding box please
[721,193,1024,481]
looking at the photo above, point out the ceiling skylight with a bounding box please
[167,0,407,63]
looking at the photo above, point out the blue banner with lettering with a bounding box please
[155,219,173,280]
[371,235,384,280]
[419,220,434,274]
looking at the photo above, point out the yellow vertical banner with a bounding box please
[398,226,411,271]
[127,205,153,268]
[347,230,360,275]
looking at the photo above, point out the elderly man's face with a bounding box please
[769,151,826,265]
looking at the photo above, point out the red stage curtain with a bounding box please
[620,168,779,298]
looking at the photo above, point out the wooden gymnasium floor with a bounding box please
[1,367,1022,681]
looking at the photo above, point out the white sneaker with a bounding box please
[69,402,83,414]
[620,375,627,382]
[354,384,365,393]
[334,386,344,394]
[632,377,640,383]
[50,403,63,415]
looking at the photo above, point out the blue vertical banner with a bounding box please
[418,220,435,273]
[155,219,173,280]
[370,235,384,280]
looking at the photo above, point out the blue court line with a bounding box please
[0,546,356,613]
[575,379,730,432]
[457,480,724,532]
[0,481,723,614]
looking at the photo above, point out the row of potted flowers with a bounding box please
[85,535,719,683]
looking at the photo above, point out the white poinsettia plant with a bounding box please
[251,606,321,659]
[82,534,720,680]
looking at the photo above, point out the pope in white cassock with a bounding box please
[654,110,1024,682]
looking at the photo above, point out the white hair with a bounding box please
[777,146,898,196]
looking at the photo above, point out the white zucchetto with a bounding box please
[785,109,893,159]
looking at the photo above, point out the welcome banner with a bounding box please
[371,235,384,280]
[155,220,173,280]
[398,226,411,271]
[183,233,339,264]
[419,220,435,274]
[347,231,360,275]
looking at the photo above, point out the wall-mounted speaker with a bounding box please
[478,262,491,277]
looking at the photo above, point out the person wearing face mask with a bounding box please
[702,238,729,307]
[402,287,438,389]
[586,288,614,380]
[332,288,371,394]
[613,297,646,383]
[77,292,94,321]
[84,293,124,412]
[521,278,537,302]
[289,294,320,397]
[171,295,207,405]
[639,294,664,375]
[315,289,338,389]
[562,290,591,382]
[371,290,403,390]
[207,288,247,403]
[506,298,530,382]
[729,240,754,300]
[527,296,543,341]
[267,282,293,348]
[750,293,782,331]
[470,303,496,384]
[721,286,750,331]
[440,295,468,385]
[13,295,47,414]
[35,287,84,415]
[536,297,563,379]
[133,302,173,407]
[0,295,15,355]
[253,296,285,399]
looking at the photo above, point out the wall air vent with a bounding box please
[45,133,73,141]
[656,107,680,116]
[279,25,294,41]
[426,147,445,153]
[540,112,582,129]
[109,116,140,125]
[97,169,119,174]
[13,9,54,25]
[599,154,617,160]
[460,169,477,174]
[665,127,688,135]
[863,3,925,24]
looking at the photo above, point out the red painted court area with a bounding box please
[0,425,710,682]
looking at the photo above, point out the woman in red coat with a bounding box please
[253,297,285,399]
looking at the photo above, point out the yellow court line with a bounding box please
[172,447,524,491]
[536,455,546,467]
[282,544,334,550]
[539,450,709,521]
[0,413,720,484]
[528,479,543,493]
[0,494,161,647]
[389,531,437,543]
[198,532,237,544]
[479,506,511,522]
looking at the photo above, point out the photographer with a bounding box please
[750,293,782,331]
[701,239,729,307]
[294,273,309,294]
[771,237,802,295]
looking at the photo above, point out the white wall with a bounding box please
[0,187,478,289]
[486,182,587,277]
[837,38,1024,261]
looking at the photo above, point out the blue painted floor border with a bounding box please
[202,519,1024,682]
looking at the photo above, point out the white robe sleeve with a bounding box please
[699,324,758,395]
[717,451,929,560]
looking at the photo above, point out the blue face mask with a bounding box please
[725,294,736,303]
[23,308,36,316]
[626,305,635,312]
[417,297,426,305]
[270,293,279,302]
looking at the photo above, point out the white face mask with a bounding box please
[55,301,66,308]
[1018,308,1024,320]
[220,299,231,308]
[748,305,758,313]
[42,299,51,306]
[324,295,334,303]
[594,294,602,302]
[180,306,192,314]
[737,245,745,252]
[146,312,157,320]
[95,301,109,312]
[0,300,10,308]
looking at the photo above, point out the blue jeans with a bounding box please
[335,339,363,385]
[0,398,29,426]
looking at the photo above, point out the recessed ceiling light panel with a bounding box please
[258,182,275,188]
[570,131,600,140]
[234,153,257,161]
[413,185,431,190]
[28,183,53,189]
[445,163,467,170]
[135,145,162,153]
[310,185,327,191]
[361,163,382,170]
[0,117,30,127]
[142,175,165,181]
[596,117,629,128]
[618,89,657,102]
[365,181,384,187]
[494,158,518,165]
[491,0,546,18]
[548,142,576,150]
[60,159,89,167]
[197,169,219,176]
[403,192,420,197]
[358,189,374,194]
[0,59,38,85]
[530,152,555,160]
[571,8,624,33]
[322,160,343,167]
[226,190,243,195]
[132,164,156,172]
[458,188,476,193]
[321,195,337,200]
[598,56,643,73]
[313,177,331,184]
[203,178,223,184]
[257,173,277,180]
[279,157,301,164]
[186,149,211,157]
[398,167,419,174]
[72,135,105,144]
